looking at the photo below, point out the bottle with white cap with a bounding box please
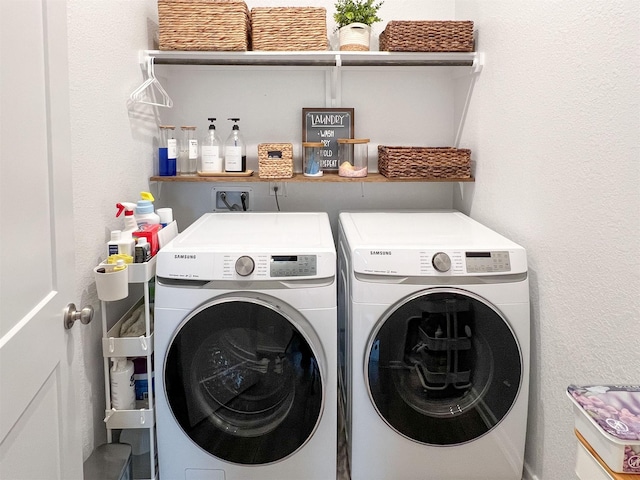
[107,230,135,257]
[156,208,173,228]
[110,357,135,410]
[134,192,160,227]
[134,237,152,263]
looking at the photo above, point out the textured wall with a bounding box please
[454,1,640,479]
[67,0,158,459]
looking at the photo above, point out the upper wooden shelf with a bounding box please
[146,50,480,68]
[150,172,474,183]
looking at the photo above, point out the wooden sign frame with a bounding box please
[302,108,354,170]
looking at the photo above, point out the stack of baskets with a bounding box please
[379,21,474,52]
[377,146,471,179]
[157,1,328,51]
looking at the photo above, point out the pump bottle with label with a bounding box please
[199,117,222,174]
[224,118,246,172]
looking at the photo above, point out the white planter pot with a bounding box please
[339,23,371,51]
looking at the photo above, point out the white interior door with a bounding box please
[0,0,83,478]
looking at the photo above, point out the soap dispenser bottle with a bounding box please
[200,117,222,174]
[224,118,246,172]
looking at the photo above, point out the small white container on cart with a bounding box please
[567,385,640,475]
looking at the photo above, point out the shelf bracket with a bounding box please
[329,54,342,107]
[472,51,484,74]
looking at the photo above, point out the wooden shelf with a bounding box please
[151,172,474,183]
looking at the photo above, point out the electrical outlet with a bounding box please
[269,182,286,197]
[212,186,252,211]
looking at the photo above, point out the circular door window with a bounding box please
[164,295,324,464]
[367,288,522,446]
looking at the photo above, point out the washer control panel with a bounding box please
[465,251,511,273]
[270,255,317,277]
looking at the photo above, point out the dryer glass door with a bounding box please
[366,288,522,445]
[164,296,324,464]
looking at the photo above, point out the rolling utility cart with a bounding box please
[100,257,157,480]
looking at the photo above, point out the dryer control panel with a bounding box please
[270,255,317,277]
[465,251,511,273]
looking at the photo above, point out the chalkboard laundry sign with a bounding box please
[302,108,354,170]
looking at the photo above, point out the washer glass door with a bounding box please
[164,296,324,464]
[367,288,522,445]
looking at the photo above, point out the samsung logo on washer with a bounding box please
[370,250,392,256]
[174,254,197,260]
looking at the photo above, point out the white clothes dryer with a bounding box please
[337,211,530,480]
[154,212,336,480]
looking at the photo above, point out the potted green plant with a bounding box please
[333,0,384,51]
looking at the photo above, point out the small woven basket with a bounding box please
[258,143,294,179]
[158,0,251,51]
[251,7,328,51]
[377,146,471,179]
[379,21,474,52]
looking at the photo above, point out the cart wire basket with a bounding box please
[251,7,328,51]
[158,0,251,51]
[377,146,471,179]
[379,21,474,52]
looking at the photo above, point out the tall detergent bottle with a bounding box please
[224,118,246,172]
[110,357,136,410]
[199,117,222,174]
[134,192,160,227]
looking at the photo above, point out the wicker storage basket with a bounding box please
[158,0,250,51]
[251,7,328,51]
[258,143,294,178]
[379,21,474,52]
[378,146,471,179]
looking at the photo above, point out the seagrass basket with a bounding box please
[158,0,251,51]
[258,143,294,178]
[377,146,471,179]
[379,21,474,52]
[251,7,328,51]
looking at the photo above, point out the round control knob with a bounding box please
[235,256,255,276]
[432,252,452,272]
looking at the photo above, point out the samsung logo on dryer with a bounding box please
[174,254,197,260]
[370,250,392,256]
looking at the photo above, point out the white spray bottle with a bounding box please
[116,202,138,235]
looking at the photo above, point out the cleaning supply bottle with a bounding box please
[116,202,138,236]
[224,118,246,172]
[134,237,152,263]
[110,357,136,410]
[108,230,135,257]
[134,192,160,227]
[200,117,222,174]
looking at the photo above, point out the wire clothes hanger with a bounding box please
[129,56,174,108]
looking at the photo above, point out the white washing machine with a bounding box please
[338,211,530,480]
[154,212,337,480]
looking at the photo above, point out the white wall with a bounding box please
[66,2,640,479]
[67,0,158,458]
[454,1,640,479]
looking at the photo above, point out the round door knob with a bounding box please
[235,256,255,276]
[432,252,452,272]
[64,303,94,329]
